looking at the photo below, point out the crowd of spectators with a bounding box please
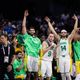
[0,13,80,41]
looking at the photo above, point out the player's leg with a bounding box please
[46,61,52,80]
[32,57,40,80]
[65,57,71,80]
[59,56,66,80]
[39,60,47,80]
[27,56,33,80]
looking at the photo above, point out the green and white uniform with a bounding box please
[73,41,80,61]
[41,42,56,77]
[12,59,26,79]
[58,39,71,73]
[42,43,55,61]
[17,33,42,72]
[73,41,80,80]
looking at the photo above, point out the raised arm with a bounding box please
[68,15,78,42]
[45,16,60,41]
[72,15,78,29]
[22,10,29,34]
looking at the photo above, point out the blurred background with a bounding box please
[0,0,80,20]
[0,0,80,38]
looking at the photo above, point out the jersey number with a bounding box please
[61,45,66,51]
[48,51,51,57]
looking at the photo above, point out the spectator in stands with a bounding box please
[11,35,18,49]
[3,21,15,36]
[40,35,46,43]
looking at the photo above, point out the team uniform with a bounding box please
[17,33,42,72]
[12,59,26,79]
[58,39,71,73]
[40,41,56,77]
[73,41,80,80]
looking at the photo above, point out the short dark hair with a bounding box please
[29,26,35,30]
[0,32,8,39]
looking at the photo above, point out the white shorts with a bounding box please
[75,74,80,80]
[59,55,70,73]
[27,56,39,72]
[40,60,52,77]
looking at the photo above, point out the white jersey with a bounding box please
[42,43,56,61]
[59,39,69,56]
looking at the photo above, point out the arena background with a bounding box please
[0,0,80,32]
[0,0,80,19]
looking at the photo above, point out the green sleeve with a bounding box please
[12,60,19,70]
[16,33,30,45]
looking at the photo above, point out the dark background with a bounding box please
[0,0,80,20]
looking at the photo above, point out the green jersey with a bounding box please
[12,59,26,78]
[17,33,42,57]
[73,41,80,61]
